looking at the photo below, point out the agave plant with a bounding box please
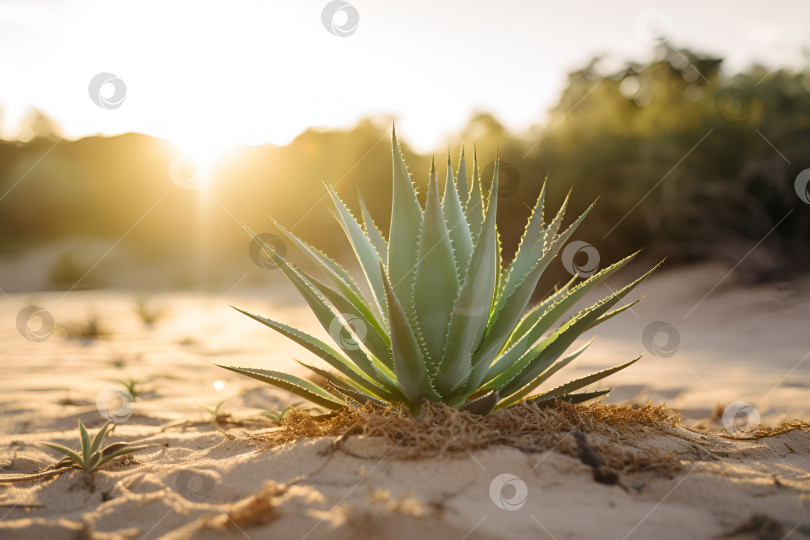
[220,130,659,415]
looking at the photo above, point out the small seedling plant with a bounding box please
[133,298,165,326]
[42,420,148,473]
[113,377,146,400]
[262,402,308,423]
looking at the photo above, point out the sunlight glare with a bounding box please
[169,134,237,190]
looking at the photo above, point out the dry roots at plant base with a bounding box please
[249,401,685,475]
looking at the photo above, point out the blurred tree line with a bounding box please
[0,45,808,291]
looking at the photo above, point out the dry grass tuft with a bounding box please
[252,401,683,474]
[720,420,810,440]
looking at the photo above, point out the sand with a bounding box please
[1,264,809,539]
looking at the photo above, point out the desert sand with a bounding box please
[1,263,809,539]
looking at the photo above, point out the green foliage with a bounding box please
[41,420,148,473]
[516,46,810,280]
[60,313,108,340]
[192,398,229,418]
[113,377,146,400]
[133,298,165,326]
[2,48,807,287]
[48,253,90,289]
[262,402,303,423]
[222,132,658,414]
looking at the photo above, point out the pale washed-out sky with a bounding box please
[0,0,807,153]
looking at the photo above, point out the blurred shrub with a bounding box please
[1,45,808,287]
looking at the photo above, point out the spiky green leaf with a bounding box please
[89,421,112,456]
[232,307,399,401]
[414,159,459,369]
[456,147,470,209]
[387,129,423,313]
[41,442,83,466]
[305,272,393,369]
[94,443,149,470]
[323,181,388,317]
[295,360,388,407]
[381,263,440,407]
[496,337,595,408]
[78,420,92,466]
[526,389,612,408]
[441,153,474,282]
[507,358,639,408]
[357,190,388,263]
[244,228,390,385]
[459,390,499,415]
[485,263,659,395]
[217,365,347,410]
[465,149,484,245]
[467,199,594,393]
[436,160,499,397]
[498,181,547,295]
[505,251,641,353]
[268,215,387,331]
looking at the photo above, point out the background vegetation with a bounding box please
[1,46,808,292]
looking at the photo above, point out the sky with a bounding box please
[0,0,808,153]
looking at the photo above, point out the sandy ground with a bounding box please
[0,264,809,539]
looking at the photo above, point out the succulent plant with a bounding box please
[220,130,658,415]
[42,420,148,473]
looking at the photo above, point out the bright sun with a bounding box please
[168,135,237,190]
